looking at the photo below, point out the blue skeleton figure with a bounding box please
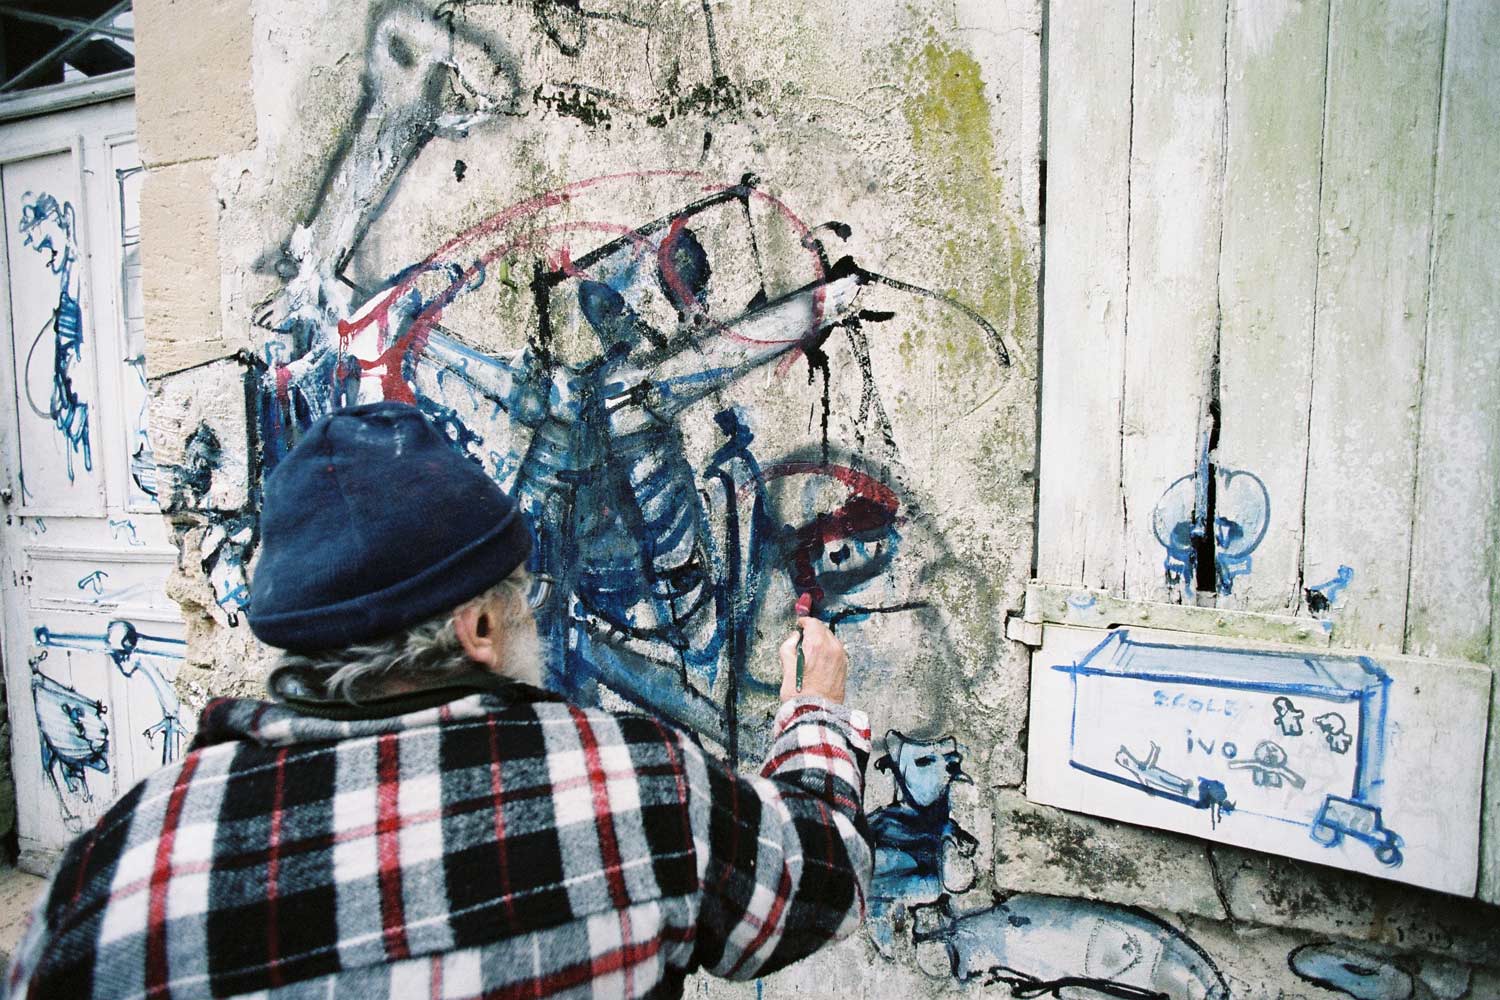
[19,191,91,480]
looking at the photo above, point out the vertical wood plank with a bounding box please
[1300,0,1445,651]
[1214,0,1329,614]
[1035,0,1134,590]
[1404,0,1499,665]
[1396,0,1500,903]
[1119,0,1228,603]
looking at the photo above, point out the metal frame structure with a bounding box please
[0,1,133,95]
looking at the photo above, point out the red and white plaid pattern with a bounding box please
[5,687,871,999]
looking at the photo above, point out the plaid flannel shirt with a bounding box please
[5,683,872,999]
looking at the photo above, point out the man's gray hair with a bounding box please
[272,566,534,703]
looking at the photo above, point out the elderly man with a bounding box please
[6,401,872,999]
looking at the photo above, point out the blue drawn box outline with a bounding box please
[1051,629,1392,831]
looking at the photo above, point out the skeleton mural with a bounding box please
[207,1,1013,760]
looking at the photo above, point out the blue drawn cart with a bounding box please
[1052,630,1400,866]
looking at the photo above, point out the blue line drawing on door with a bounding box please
[1052,629,1401,866]
[18,191,92,481]
[28,652,110,833]
[34,621,189,774]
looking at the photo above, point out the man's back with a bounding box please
[6,685,871,999]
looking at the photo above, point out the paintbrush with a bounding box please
[794,592,814,691]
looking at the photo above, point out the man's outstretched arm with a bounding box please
[683,618,874,979]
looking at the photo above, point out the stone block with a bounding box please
[992,790,1226,920]
[1215,846,1500,967]
[141,161,245,376]
[134,0,255,166]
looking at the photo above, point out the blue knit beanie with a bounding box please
[247,401,532,651]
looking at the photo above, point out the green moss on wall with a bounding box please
[898,37,1033,372]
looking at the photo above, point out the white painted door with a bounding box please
[0,96,188,871]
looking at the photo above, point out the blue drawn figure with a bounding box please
[1114,742,1234,827]
[155,420,257,628]
[18,191,92,481]
[1150,463,1269,595]
[866,732,978,955]
[911,893,1229,999]
[1055,629,1400,866]
[1114,742,1192,796]
[1273,695,1304,736]
[1315,712,1353,754]
[1228,740,1304,789]
[34,620,189,769]
[201,519,255,626]
[1305,565,1354,614]
[1287,941,1414,1000]
[29,655,109,832]
[253,167,1002,761]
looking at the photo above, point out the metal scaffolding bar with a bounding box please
[0,0,131,94]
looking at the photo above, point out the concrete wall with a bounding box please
[133,0,1499,997]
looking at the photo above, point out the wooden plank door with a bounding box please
[0,97,188,871]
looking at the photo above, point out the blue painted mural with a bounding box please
[18,191,92,481]
[1287,942,1415,1000]
[131,0,1020,763]
[28,657,109,833]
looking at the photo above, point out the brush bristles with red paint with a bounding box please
[793,592,813,692]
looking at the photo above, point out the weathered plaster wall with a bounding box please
[133,0,1499,997]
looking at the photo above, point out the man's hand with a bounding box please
[779,617,848,703]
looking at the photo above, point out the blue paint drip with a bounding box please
[1306,565,1354,613]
